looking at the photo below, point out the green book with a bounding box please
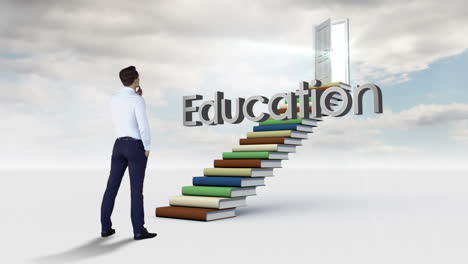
[222,151,288,160]
[223,151,269,159]
[259,118,305,126]
[182,186,256,197]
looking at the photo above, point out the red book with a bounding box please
[156,206,235,221]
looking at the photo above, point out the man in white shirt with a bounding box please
[100,66,157,240]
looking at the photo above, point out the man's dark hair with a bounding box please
[119,66,139,86]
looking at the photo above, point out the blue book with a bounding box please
[192,176,265,187]
[253,123,313,133]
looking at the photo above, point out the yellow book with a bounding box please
[232,144,277,152]
[203,168,274,177]
[246,130,308,139]
[308,81,351,92]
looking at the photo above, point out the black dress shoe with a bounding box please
[134,228,157,240]
[101,228,116,237]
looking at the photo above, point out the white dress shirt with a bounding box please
[110,87,151,151]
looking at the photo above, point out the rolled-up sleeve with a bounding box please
[134,96,151,151]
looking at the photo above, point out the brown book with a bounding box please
[308,85,336,91]
[214,159,282,168]
[215,159,263,168]
[278,106,312,114]
[239,137,287,145]
[156,206,236,221]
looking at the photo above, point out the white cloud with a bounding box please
[288,103,468,169]
[1,0,468,169]
[1,0,467,87]
[450,121,468,143]
[370,103,468,128]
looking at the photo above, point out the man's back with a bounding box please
[110,87,151,151]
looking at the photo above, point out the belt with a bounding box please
[117,136,140,141]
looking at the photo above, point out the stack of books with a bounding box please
[284,81,351,115]
[155,82,346,221]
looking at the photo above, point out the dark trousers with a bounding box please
[100,137,148,234]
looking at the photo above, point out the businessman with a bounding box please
[100,66,157,240]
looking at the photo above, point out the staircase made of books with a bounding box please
[155,82,348,221]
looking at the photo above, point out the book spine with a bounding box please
[182,186,233,197]
[155,206,209,221]
[239,137,286,145]
[264,116,321,122]
[278,107,311,114]
[232,144,278,152]
[222,151,269,159]
[259,118,304,126]
[308,82,341,90]
[204,168,252,176]
[169,196,221,208]
[192,176,242,187]
[214,159,262,168]
[246,130,292,138]
[253,124,297,132]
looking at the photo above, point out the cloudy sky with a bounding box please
[1,0,467,169]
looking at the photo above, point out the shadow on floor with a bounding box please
[33,236,133,263]
[236,195,372,217]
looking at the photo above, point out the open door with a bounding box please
[314,18,350,85]
[331,18,350,85]
[314,18,331,83]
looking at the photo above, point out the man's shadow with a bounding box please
[34,237,133,263]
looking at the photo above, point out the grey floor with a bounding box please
[1,168,467,264]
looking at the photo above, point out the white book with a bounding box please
[283,138,302,145]
[301,118,321,125]
[276,144,296,152]
[169,195,247,209]
[238,177,265,187]
[259,160,282,168]
[230,187,257,197]
[250,168,274,176]
[289,131,308,139]
[268,152,289,160]
[206,208,236,221]
[295,124,314,133]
